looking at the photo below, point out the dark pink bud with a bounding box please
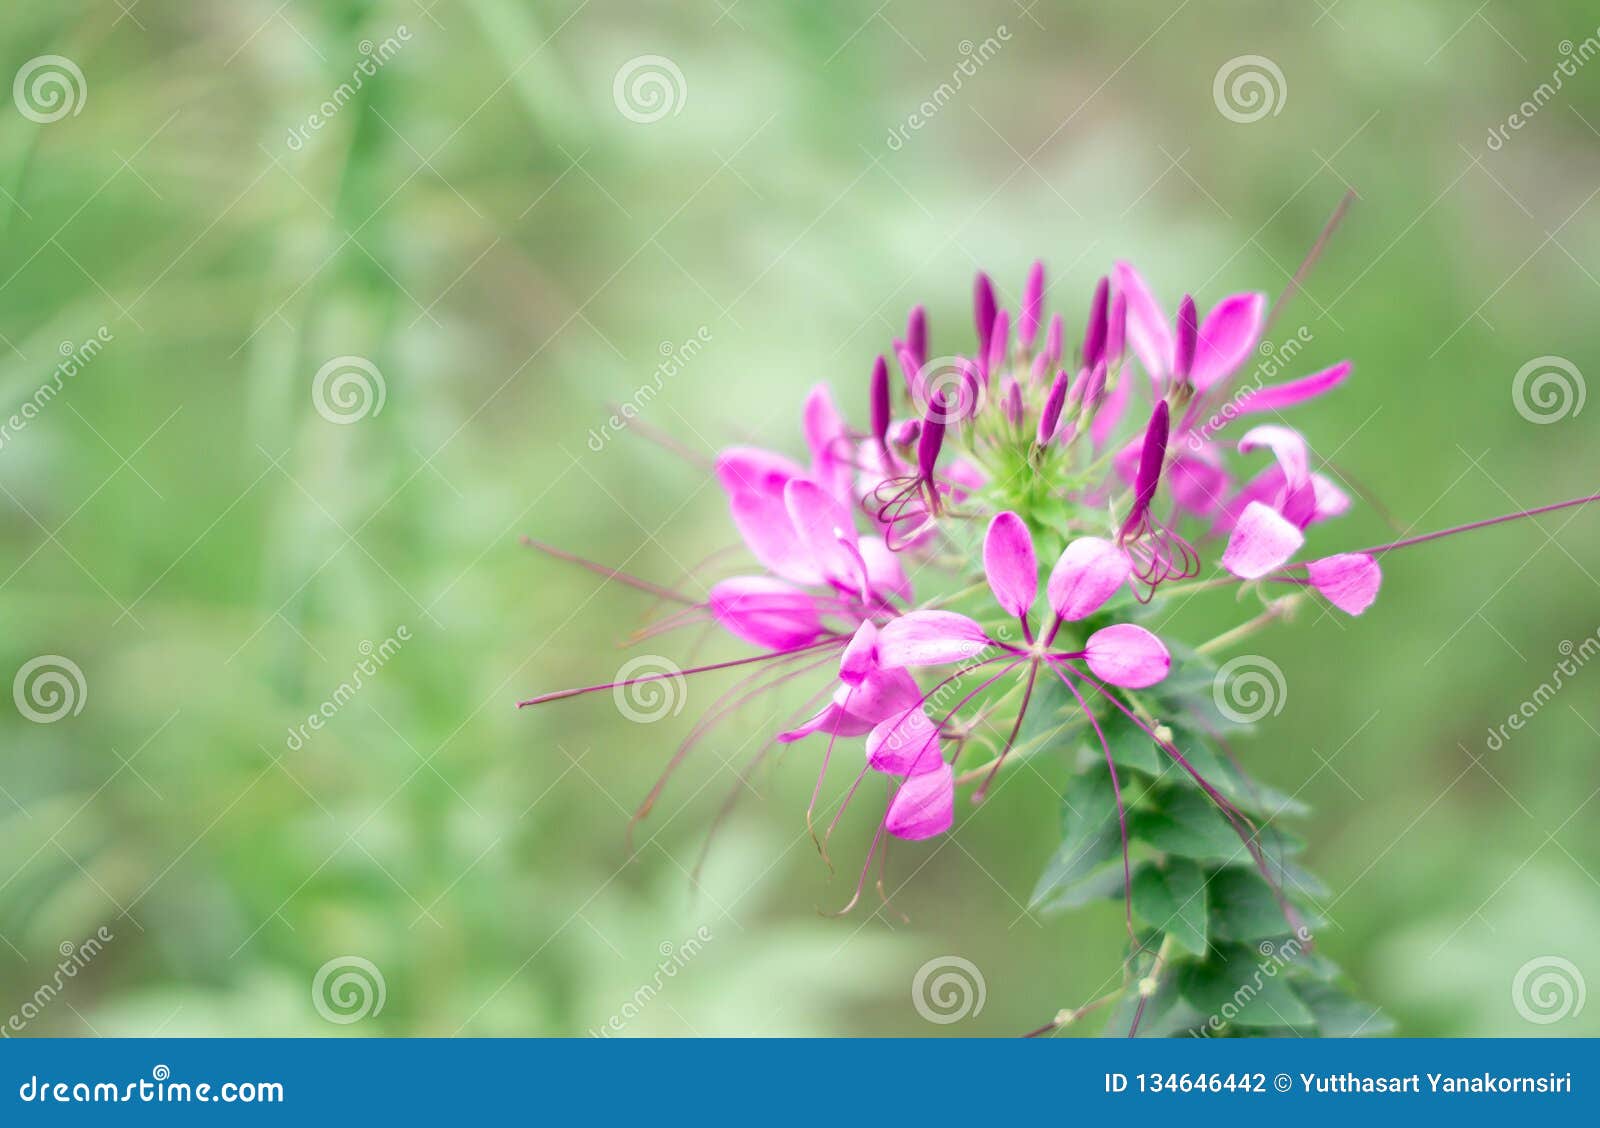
[1065,366,1087,411]
[1130,400,1170,521]
[1106,292,1127,366]
[1037,369,1069,444]
[1082,276,1109,368]
[1029,350,1049,385]
[906,305,927,370]
[1018,261,1045,350]
[958,358,981,420]
[1081,358,1108,413]
[894,340,921,397]
[892,419,920,447]
[974,272,997,356]
[985,309,1010,378]
[870,355,891,443]
[1002,378,1023,426]
[1175,294,1197,381]
[1044,314,1063,367]
[917,393,946,482]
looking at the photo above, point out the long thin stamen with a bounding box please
[974,661,1039,802]
[1264,189,1355,335]
[521,536,698,606]
[629,648,838,848]
[1345,491,1600,558]
[1048,663,1136,947]
[1080,674,1304,938]
[518,637,843,708]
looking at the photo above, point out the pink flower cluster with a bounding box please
[523,256,1597,889]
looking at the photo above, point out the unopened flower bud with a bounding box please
[1037,369,1070,445]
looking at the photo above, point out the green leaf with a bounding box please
[1157,721,1309,819]
[1177,945,1316,1030]
[1030,767,1124,912]
[1101,974,1209,1038]
[1291,978,1395,1037]
[1131,859,1209,958]
[1129,785,1243,861]
[1010,670,1082,760]
[1207,867,1317,942]
[1077,709,1161,775]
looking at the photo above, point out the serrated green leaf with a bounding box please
[1156,722,1310,819]
[1010,670,1082,760]
[1101,974,1209,1038]
[1129,785,1242,861]
[1030,767,1124,911]
[1291,978,1395,1037]
[1131,859,1209,958]
[1082,709,1161,775]
[1207,867,1322,942]
[1177,945,1316,1029]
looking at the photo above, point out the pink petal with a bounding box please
[941,458,986,503]
[802,385,854,502]
[1083,623,1171,688]
[718,449,821,585]
[1168,453,1230,516]
[983,511,1038,619]
[884,761,954,840]
[1237,424,1316,527]
[1236,424,1310,491]
[1307,553,1381,615]
[840,667,925,723]
[877,610,990,667]
[1310,473,1351,523]
[1090,367,1131,449]
[1190,292,1265,391]
[715,446,806,496]
[1234,361,1352,415]
[1221,501,1305,579]
[839,622,878,685]
[708,577,826,650]
[1114,261,1173,381]
[1047,538,1130,621]
[858,536,913,604]
[784,478,859,589]
[778,702,874,743]
[866,709,943,775]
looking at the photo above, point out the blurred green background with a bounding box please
[2,0,1598,1036]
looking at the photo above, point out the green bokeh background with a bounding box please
[2,0,1598,1036]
